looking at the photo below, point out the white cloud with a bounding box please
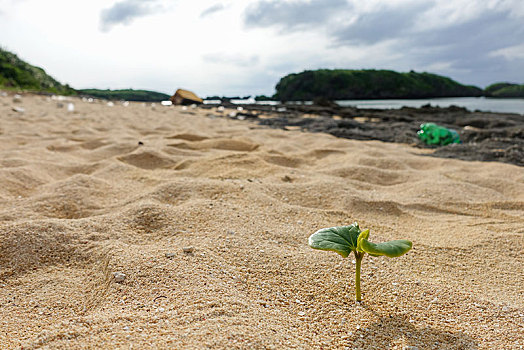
[1,0,523,95]
[99,0,170,32]
[490,44,524,60]
[200,3,226,18]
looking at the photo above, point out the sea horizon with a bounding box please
[204,97,524,115]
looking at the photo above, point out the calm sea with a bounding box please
[207,97,524,115]
[335,97,524,115]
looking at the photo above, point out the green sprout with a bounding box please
[308,222,412,302]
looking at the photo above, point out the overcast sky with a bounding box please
[1,0,523,97]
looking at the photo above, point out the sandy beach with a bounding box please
[0,93,522,349]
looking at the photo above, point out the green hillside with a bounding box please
[274,69,483,101]
[78,89,170,102]
[0,47,169,101]
[0,47,75,94]
[485,82,524,97]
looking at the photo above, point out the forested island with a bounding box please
[274,69,484,101]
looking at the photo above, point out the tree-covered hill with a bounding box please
[485,82,524,97]
[274,69,484,101]
[0,47,170,101]
[78,89,170,102]
[0,47,75,95]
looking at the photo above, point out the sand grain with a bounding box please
[0,93,522,349]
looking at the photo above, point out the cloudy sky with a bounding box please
[1,0,523,97]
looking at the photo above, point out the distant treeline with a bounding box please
[205,95,253,100]
[205,95,274,102]
[78,89,170,102]
[2,47,524,101]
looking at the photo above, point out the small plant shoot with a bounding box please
[308,222,412,302]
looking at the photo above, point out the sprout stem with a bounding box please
[354,251,364,302]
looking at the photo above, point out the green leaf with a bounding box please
[308,223,361,258]
[359,239,412,257]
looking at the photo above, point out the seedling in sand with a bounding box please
[308,222,412,302]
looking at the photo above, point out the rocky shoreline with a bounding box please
[202,103,524,167]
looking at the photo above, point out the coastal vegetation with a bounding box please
[0,47,75,95]
[78,89,170,102]
[485,82,524,97]
[0,47,169,101]
[274,69,484,101]
[254,95,273,101]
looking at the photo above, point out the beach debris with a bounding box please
[12,106,25,113]
[13,94,22,103]
[170,89,203,106]
[308,222,412,302]
[107,101,114,107]
[161,100,172,106]
[67,103,75,112]
[182,246,194,254]
[153,296,168,304]
[113,272,126,283]
[417,123,460,145]
[282,175,293,182]
[165,252,176,258]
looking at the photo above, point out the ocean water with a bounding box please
[335,97,524,115]
[204,97,524,115]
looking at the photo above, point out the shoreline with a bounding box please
[200,102,524,167]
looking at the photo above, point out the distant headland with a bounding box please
[1,47,523,101]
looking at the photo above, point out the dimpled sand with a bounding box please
[0,93,522,349]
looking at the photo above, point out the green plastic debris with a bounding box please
[417,123,460,145]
